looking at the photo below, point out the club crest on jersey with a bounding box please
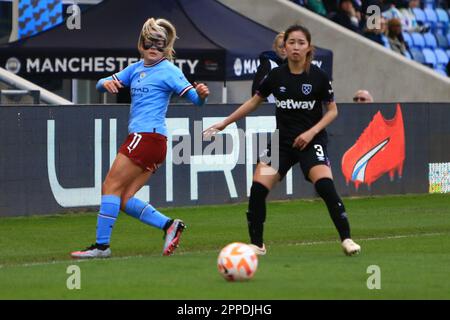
[140,72,146,79]
[302,84,312,95]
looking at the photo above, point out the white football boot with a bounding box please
[71,243,111,259]
[162,219,186,256]
[341,238,361,256]
[248,243,267,256]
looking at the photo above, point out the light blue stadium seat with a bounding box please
[402,32,413,48]
[424,8,438,22]
[435,68,448,76]
[381,35,390,49]
[424,8,438,32]
[422,48,437,66]
[436,8,449,24]
[423,0,435,9]
[435,32,448,48]
[435,8,449,34]
[404,50,412,59]
[424,32,437,48]
[411,32,426,48]
[434,48,449,65]
[447,32,450,47]
[447,49,450,58]
[410,47,426,63]
[413,8,427,24]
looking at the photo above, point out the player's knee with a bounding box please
[250,181,269,202]
[102,179,123,195]
[314,178,344,208]
[314,177,334,194]
[120,194,134,211]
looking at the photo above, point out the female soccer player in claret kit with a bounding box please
[204,24,360,256]
[71,18,209,259]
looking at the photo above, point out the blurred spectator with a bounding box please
[382,0,406,23]
[353,89,374,102]
[331,0,363,33]
[363,16,387,45]
[323,0,340,16]
[305,0,328,16]
[352,0,363,11]
[251,32,287,99]
[290,0,306,6]
[387,18,408,55]
[400,0,429,33]
[446,61,450,77]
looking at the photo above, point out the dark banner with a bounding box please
[1,50,331,82]
[0,49,226,81]
[226,50,333,81]
[0,103,449,217]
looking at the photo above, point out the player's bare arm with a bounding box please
[203,94,264,137]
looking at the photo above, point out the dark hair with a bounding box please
[283,24,314,72]
[387,18,402,39]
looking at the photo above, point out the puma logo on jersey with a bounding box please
[275,99,316,110]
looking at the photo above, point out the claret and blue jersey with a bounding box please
[96,58,202,137]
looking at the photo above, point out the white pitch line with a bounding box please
[0,232,447,269]
[286,232,446,247]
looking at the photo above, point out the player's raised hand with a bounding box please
[194,82,209,100]
[103,79,123,94]
[203,121,226,139]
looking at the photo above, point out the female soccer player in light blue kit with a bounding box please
[71,18,209,259]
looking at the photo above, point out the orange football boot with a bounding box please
[341,104,405,189]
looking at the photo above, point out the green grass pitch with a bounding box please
[0,194,449,299]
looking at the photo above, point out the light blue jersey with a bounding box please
[97,58,203,136]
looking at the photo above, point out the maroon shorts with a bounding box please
[118,133,167,172]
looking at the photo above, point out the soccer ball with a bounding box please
[217,242,258,281]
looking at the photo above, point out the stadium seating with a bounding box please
[435,68,447,76]
[424,32,438,48]
[434,48,449,65]
[403,32,413,48]
[435,8,449,34]
[410,47,426,63]
[411,32,426,48]
[381,35,391,49]
[424,8,438,31]
[404,50,412,60]
[412,7,427,25]
[435,32,448,48]
[423,8,438,30]
[436,8,449,24]
[291,0,450,77]
[424,0,434,9]
[422,48,438,67]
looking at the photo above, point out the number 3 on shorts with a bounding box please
[314,144,324,157]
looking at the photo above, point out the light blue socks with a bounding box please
[96,195,121,245]
[124,197,170,229]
